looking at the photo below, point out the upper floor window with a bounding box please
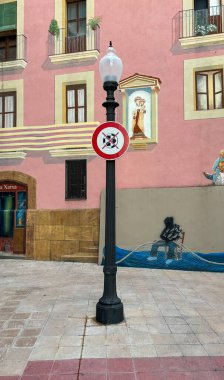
[0,92,16,128]
[65,159,87,200]
[194,0,221,34]
[195,69,223,110]
[66,0,86,53]
[0,2,17,61]
[66,84,86,123]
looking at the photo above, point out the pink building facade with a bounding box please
[0,0,223,260]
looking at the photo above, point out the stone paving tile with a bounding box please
[0,360,27,376]
[4,348,32,361]
[155,344,183,357]
[2,261,224,377]
[28,347,58,361]
[130,344,157,358]
[14,337,37,348]
[55,346,82,360]
[180,344,209,356]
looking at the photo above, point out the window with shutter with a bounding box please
[66,84,86,123]
[0,92,16,128]
[195,69,223,110]
[0,2,17,33]
[0,2,17,62]
[196,73,209,110]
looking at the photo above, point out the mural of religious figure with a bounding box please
[203,149,224,185]
[126,89,151,140]
[131,96,147,140]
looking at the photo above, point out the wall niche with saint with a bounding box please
[119,74,161,149]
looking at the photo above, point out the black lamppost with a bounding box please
[96,42,124,324]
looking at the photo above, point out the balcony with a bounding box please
[49,26,100,65]
[0,34,27,70]
[178,5,224,48]
[0,122,98,159]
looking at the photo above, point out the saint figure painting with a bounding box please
[127,89,151,140]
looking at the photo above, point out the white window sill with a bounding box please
[0,152,26,160]
[49,50,99,65]
[49,147,96,157]
[1,60,27,71]
[179,33,224,49]
[185,108,224,120]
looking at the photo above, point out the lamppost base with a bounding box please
[96,301,124,325]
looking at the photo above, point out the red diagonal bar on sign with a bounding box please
[102,131,119,149]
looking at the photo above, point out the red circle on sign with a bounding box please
[92,122,129,160]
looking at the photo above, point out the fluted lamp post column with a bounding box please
[96,42,124,324]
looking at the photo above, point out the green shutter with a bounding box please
[0,2,17,33]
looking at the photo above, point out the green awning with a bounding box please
[0,2,17,33]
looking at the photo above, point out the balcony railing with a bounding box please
[0,34,27,63]
[178,5,224,39]
[49,25,100,56]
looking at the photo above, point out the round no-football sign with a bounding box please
[92,122,129,160]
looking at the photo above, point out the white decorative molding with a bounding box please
[1,59,27,71]
[0,123,99,154]
[49,147,96,157]
[49,50,99,65]
[0,152,26,160]
[180,33,224,49]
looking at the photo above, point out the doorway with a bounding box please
[194,0,222,34]
[0,182,27,254]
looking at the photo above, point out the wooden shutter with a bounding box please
[213,70,223,109]
[0,2,17,33]
[196,72,209,110]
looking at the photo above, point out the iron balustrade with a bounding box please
[178,5,223,39]
[49,25,100,56]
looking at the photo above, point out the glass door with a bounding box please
[0,183,27,254]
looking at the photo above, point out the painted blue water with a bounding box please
[111,246,224,272]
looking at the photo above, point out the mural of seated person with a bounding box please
[203,149,224,185]
[151,217,184,260]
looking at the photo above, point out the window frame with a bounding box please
[195,71,209,110]
[0,31,17,62]
[65,159,87,200]
[66,0,86,36]
[213,70,224,109]
[195,69,224,110]
[66,83,87,123]
[0,91,16,128]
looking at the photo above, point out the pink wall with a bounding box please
[1,0,224,209]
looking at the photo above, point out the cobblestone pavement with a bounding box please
[0,260,224,379]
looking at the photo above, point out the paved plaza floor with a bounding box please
[0,259,224,379]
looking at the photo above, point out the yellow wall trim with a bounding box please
[55,71,95,124]
[0,79,24,126]
[184,55,224,120]
[55,0,94,29]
